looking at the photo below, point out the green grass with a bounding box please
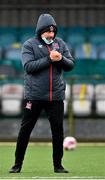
[0,143,105,179]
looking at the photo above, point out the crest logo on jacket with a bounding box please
[53,43,59,50]
[25,101,32,110]
[38,44,43,48]
[50,26,54,32]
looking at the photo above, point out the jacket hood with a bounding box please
[35,14,57,37]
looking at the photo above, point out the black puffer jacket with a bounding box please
[22,14,75,101]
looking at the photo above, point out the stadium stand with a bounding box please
[1,26,105,119]
[0,0,105,141]
[1,26,105,61]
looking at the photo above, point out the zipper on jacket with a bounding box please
[46,45,52,101]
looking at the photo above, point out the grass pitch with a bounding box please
[0,143,105,179]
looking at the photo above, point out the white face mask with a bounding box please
[42,37,53,44]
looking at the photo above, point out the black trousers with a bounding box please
[15,100,64,167]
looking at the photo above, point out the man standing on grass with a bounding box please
[9,13,75,173]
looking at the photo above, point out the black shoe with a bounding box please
[9,164,22,173]
[54,165,69,173]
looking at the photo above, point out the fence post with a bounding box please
[68,77,75,136]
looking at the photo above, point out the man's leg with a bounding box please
[44,101,69,173]
[9,100,43,173]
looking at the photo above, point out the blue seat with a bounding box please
[5,43,21,60]
[0,33,17,48]
[66,27,86,48]
[74,43,97,59]
[89,34,105,46]
[0,27,17,48]
[88,27,105,46]
[98,44,105,60]
[5,43,23,73]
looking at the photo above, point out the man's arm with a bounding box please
[59,40,75,71]
[61,51,74,71]
[22,41,51,74]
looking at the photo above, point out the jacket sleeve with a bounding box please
[21,41,51,73]
[59,40,75,71]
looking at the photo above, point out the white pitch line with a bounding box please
[0,177,105,179]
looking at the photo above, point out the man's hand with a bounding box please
[50,50,62,61]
